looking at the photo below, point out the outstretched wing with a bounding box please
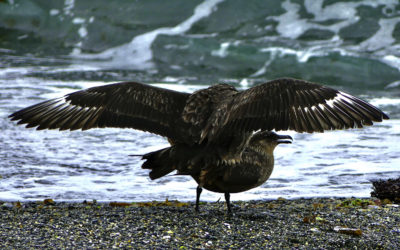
[204,78,389,140]
[9,82,191,142]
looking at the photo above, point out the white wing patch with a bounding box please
[325,99,335,108]
[288,90,381,132]
[336,91,354,104]
[322,91,355,109]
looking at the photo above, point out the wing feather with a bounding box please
[10,78,389,144]
[9,82,191,142]
[301,91,323,132]
[217,78,389,135]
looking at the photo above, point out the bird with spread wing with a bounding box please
[9,78,389,213]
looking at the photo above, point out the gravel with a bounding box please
[1,198,399,249]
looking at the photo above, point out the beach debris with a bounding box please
[14,201,22,208]
[310,227,320,233]
[371,177,400,203]
[336,198,374,208]
[82,199,97,205]
[109,202,132,207]
[303,215,326,224]
[312,203,324,210]
[137,199,189,207]
[303,215,315,223]
[43,199,55,205]
[333,226,362,236]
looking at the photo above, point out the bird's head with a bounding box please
[249,131,292,154]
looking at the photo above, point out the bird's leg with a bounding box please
[195,186,202,212]
[225,192,232,214]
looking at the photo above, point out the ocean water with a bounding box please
[0,0,399,202]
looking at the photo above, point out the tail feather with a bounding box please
[141,147,176,180]
[140,144,211,180]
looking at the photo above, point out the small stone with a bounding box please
[333,226,362,236]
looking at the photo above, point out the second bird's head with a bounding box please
[249,131,293,153]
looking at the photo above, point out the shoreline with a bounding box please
[1,197,399,248]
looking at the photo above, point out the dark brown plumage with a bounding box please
[9,78,389,213]
[141,131,292,213]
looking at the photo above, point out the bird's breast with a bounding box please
[198,151,275,193]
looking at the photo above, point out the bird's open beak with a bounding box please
[276,135,293,144]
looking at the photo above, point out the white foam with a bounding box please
[273,0,398,41]
[78,26,87,38]
[251,46,329,76]
[239,78,251,87]
[272,0,309,39]
[253,0,400,76]
[369,97,400,106]
[211,42,230,57]
[0,67,30,77]
[250,48,279,77]
[73,0,224,70]
[72,17,85,24]
[63,0,75,16]
[50,9,60,16]
[251,47,299,77]
[383,55,400,71]
[270,0,356,40]
[385,80,400,89]
[358,17,400,51]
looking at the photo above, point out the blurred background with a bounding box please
[0,0,399,202]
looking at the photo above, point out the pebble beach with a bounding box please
[1,198,399,249]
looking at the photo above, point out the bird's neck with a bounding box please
[247,143,276,158]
